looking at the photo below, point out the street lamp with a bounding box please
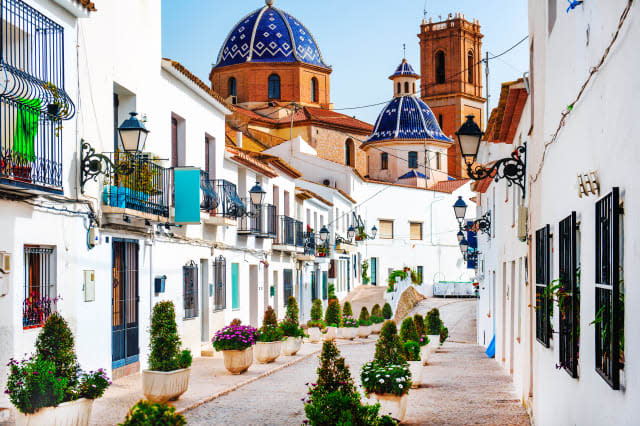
[371,225,378,239]
[456,115,527,196]
[347,225,356,241]
[459,237,469,255]
[453,196,468,224]
[118,112,149,153]
[319,225,330,242]
[248,181,266,207]
[457,230,464,243]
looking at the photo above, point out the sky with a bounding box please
[161,0,529,125]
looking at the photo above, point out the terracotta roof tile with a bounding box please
[471,172,496,194]
[74,0,96,12]
[430,179,470,194]
[225,146,278,178]
[163,59,233,111]
[295,187,334,207]
[483,79,527,144]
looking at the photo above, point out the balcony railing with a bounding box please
[102,152,170,217]
[277,215,295,246]
[303,232,315,256]
[295,220,304,247]
[213,179,245,218]
[257,204,277,238]
[200,170,219,212]
[237,197,259,235]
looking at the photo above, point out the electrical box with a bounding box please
[88,228,100,247]
[83,270,95,302]
[0,252,10,274]
[154,276,166,294]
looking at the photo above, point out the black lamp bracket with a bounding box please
[466,143,526,197]
[80,140,136,191]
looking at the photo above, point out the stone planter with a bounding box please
[341,327,358,340]
[428,335,440,353]
[222,347,253,374]
[14,397,94,426]
[142,368,190,403]
[408,361,423,388]
[371,322,383,334]
[282,336,302,356]
[420,344,431,365]
[357,325,371,338]
[370,393,408,421]
[324,326,337,341]
[308,327,322,343]
[254,341,282,363]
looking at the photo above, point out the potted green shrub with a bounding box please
[358,307,372,338]
[371,304,384,334]
[5,313,110,426]
[120,400,186,425]
[382,303,393,322]
[142,301,192,404]
[361,321,411,421]
[426,308,443,353]
[255,306,284,363]
[341,302,357,340]
[400,317,422,388]
[212,321,259,374]
[280,297,306,356]
[413,314,430,364]
[307,299,325,343]
[324,299,341,341]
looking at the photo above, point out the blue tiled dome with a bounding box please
[215,2,330,69]
[389,59,420,79]
[367,96,452,143]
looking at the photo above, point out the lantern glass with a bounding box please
[453,196,468,221]
[371,225,378,239]
[319,225,330,242]
[457,230,464,243]
[118,112,149,153]
[455,115,483,164]
[460,237,469,254]
[249,181,266,206]
[347,225,356,241]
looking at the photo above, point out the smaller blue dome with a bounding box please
[367,96,452,143]
[389,59,420,79]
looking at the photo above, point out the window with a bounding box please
[228,77,237,99]
[595,188,623,389]
[345,139,355,166]
[283,269,293,303]
[213,256,226,311]
[322,272,328,300]
[397,82,401,95]
[435,51,446,84]
[438,114,443,129]
[548,0,557,34]
[23,246,56,329]
[467,51,474,83]
[311,77,319,102]
[381,152,388,170]
[559,212,579,378]
[183,261,199,319]
[408,151,418,169]
[268,74,281,99]
[413,82,416,94]
[535,225,551,347]
[404,82,410,94]
[416,266,423,284]
[410,222,423,240]
[379,220,394,239]
[435,152,442,170]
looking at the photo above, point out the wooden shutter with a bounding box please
[379,220,393,239]
[410,222,423,240]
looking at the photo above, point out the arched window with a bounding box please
[435,51,446,84]
[268,74,281,99]
[413,82,416,94]
[345,139,355,167]
[467,51,474,83]
[404,82,410,94]
[228,77,237,99]
[408,151,418,169]
[311,77,319,102]
[397,82,401,95]
[381,152,388,170]
[438,114,444,129]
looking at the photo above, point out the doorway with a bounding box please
[111,239,139,370]
[200,259,210,343]
[249,265,259,327]
[263,264,270,311]
[371,258,377,286]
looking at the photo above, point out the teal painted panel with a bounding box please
[174,168,200,224]
[232,263,239,309]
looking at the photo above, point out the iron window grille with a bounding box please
[304,232,316,256]
[23,246,56,329]
[213,256,226,312]
[213,179,245,218]
[558,212,579,378]
[295,219,304,247]
[535,224,551,347]
[183,261,199,319]
[595,187,623,389]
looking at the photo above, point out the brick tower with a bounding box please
[419,13,485,178]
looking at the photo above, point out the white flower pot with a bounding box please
[308,327,322,343]
[408,361,423,388]
[254,341,282,363]
[324,326,337,341]
[342,327,358,340]
[222,347,253,374]
[282,336,302,356]
[428,334,440,352]
[142,367,191,403]
[371,393,408,421]
[371,322,383,334]
[358,325,371,338]
[14,397,94,426]
[420,344,431,365]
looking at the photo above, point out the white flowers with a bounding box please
[399,384,404,389]
[379,379,384,383]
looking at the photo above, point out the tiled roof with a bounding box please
[225,124,270,151]
[225,146,278,178]
[389,59,420,79]
[74,0,96,12]
[398,170,427,179]
[163,59,233,111]
[430,179,470,194]
[295,187,334,207]
[483,79,527,144]
[471,172,496,194]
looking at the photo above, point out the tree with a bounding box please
[399,317,420,343]
[371,304,382,318]
[413,314,425,337]
[286,296,300,326]
[311,299,323,322]
[325,300,341,327]
[426,308,442,335]
[359,307,370,323]
[374,321,406,365]
[382,303,393,320]
[148,301,192,372]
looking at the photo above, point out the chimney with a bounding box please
[236,131,243,148]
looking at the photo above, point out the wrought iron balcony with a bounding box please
[276,215,296,246]
[101,152,170,217]
[200,170,219,212]
[237,198,259,235]
[212,179,246,218]
[303,232,316,256]
[295,220,304,248]
[257,204,277,239]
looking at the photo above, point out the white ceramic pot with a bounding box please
[428,335,440,352]
[342,327,358,340]
[358,325,371,338]
[308,327,322,343]
[282,336,302,356]
[324,326,337,341]
[420,344,431,365]
[371,322,383,334]
[222,347,253,374]
[14,397,94,426]
[371,393,408,421]
[254,341,282,363]
[142,367,191,403]
[408,361,423,388]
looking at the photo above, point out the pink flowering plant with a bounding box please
[5,357,67,414]
[342,316,358,328]
[77,369,110,399]
[212,324,259,351]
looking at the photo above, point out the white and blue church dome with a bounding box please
[215,1,330,70]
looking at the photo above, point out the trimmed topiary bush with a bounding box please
[149,301,192,372]
[440,326,449,345]
[400,317,420,344]
[286,296,300,326]
[358,307,372,326]
[259,306,284,342]
[120,400,186,425]
[308,299,325,328]
[342,301,353,317]
[374,321,406,365]
[328,283,337,301]
[426,308,442,335]
[325,299,341,327]
[413,314,425,338]
[382,303,393,320]
[402,341,420,362]
[371,304,382,318]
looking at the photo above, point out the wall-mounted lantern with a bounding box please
[249,181,266,207]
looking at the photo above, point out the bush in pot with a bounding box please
[426,308,443,351]
[440,326,449,345]
[341,316,359,340]
[120,400,186,426]
[212,321,259,374]
[285,295,300,324]
[324,299,341,341]
[382,303,393,321]
[342,301,353,317]
[371,304,384,333]
[358,307,372,338]
[255,306,284,363]
[280,317,306,356]
[307,299,325,343]
[143,301,192,403]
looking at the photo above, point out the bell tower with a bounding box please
[419,13,485,178]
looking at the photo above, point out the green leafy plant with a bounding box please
[77,369,111,400]
[410,269,422,285]
[382,303,393,320]
[325,299,341,328]
[440,326,449,345]
[387,270,408,286]
[286,296,300,326]
[403,341,420,361]
[374,321,406,366]
[342,316,359,328]
[359,307,372,326]
[361,362,411,396]
[120,400,186,426]
[328,283,337,301]
[279,316,306,338]
[4,357,67,414]
[400,317,420,344]
[426,308,442,335]
[342,301,353,318]
[413,315,425,339]
[362,260,371,285]
[259,306,284,342]
[148,301,192,372]
[308,299,325,328]
[212,324,258,351]
[371,304,382,318]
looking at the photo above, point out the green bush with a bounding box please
[342,301,353,318]
[120,400,186,426]
[371,315,384,324]
[413,314,425,338]
[259,306,284,342]
[358,307,372,326]
[286,296,300,326]
[402,341,420,362]
[280,316,306,338]
[382,303,393,320]
[5,357,67,414]
[328,283,336,300]
[371,304,382,318]
[263,305,278,327]
[374,321,406,365]
[325,299,341,327]
[440,326,449,345]
[148,301,192,372]
[77,369,111,400]
[400,317,420,344]
[308,299,325,328]
[426,308,442,335]
[362,260,371,285]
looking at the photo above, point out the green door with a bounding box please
[232,263,239,309]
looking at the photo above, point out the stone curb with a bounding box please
[177,338,375,415]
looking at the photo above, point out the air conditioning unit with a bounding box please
[0,252,10,274]
[517,206,528,242]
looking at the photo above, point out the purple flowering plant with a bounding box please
[342,316,359,328]
[212,324,259,351]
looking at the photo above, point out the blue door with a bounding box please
[371,258,377,286]
[112,239,139,369]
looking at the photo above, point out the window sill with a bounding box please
[182,317,198,321]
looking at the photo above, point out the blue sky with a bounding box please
[161,0,529,124]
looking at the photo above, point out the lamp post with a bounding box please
[371,225,378,239]
[456,115,526,196]
[118,112,149,153]
[248,181,266,207]
[319,225,330,242]
[347,225,356,241]
[457,230,464,243]
[453,196,468,226]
